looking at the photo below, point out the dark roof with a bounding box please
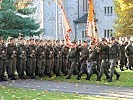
[74,13,88,23]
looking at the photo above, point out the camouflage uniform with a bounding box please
[66,45,80,79]
[61,45,69,75]
[7,39,17,80]
[26,43,36,79]
[99,41,110,80]
[17,42,27,79]
[0,42,7,81]
[54,44,62,76]
[36,42,46,77]
[45,45,54,77]
[126,41,133,70]
[108,37,120,82]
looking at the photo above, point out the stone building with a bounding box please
[43,0,116,40]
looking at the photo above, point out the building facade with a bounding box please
[43,0,116,40]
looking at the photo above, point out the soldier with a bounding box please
[99,38,110,80]
[17,38,27,79]
[119,41,126,71]
[108,37,120,82]
[26,39,36,79]
[54,40,62,76]
[36,40,46,77]
[126,40,133,70]
[85,42,100,81]
[45,40,54,77]
[7,37,17,80]
[61,44,69,75]
[77,40,89,80]
[34,39,40,76]
[66,41,80,79]
[0,37,8,81]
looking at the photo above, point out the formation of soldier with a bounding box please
[0,36,133,82]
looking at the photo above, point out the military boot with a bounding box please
[77,74,81,80]
[116,74,120,80]
[108,77,112,82]
[86,74,90,80]
[0,76,3,82]
[66,75,71,79]
[96,75,101,81]
[1,75,8,81]
[11,74,17,80]
[18,74,23,79]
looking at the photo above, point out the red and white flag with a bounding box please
[86,0,98,42]
[53,0,75,48]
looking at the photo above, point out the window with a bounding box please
[82,30,87,38]
[110,7,113,14]
[104,7,106,14]
[104,29,113,38]
[104,30,106,38]
[104,6,113,15]
[83,0,88,12]
[107,7,110,14]
[107,29,110,38]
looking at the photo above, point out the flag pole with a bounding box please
[56,0,58,40]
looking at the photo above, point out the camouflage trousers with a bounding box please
[7,58,17,76]
[0,59,7,76]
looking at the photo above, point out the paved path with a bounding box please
[0,79,133,99]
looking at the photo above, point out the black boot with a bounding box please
[86,74,90,80]
[116,74,120,80]
[96,75,101,81]
[0,76,3,82]
[77,74,81,80]
[66,75,71,79]
[18,74,23,79]
[1,75,8,81]
[8,75,12,79]
[11,74,16,80]
[108,77,112,82]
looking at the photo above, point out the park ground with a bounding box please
[0,69,133,100]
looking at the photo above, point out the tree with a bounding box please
[114,0,133,37]
[0,0,41,39]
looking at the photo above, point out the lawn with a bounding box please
[0,86,124,100]
[40,70,133,87]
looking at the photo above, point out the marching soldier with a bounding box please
[85,42,100,81]
[26,39,36,79]
[120,41,126,71]
[17,38,27,79]
[36,40,46,77]
[77,40,89,80]
[126,40,133,70]
[66,41,80,79]
[99,38,110,80]
[7,37,17,80]
[54,40,62,76]
[61,45,69,75]
[45,40,54,77]
[0,37,8,81]
[108,37,120,82]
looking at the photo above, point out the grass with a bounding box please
[0,86,124,100]
[39,69,133,87]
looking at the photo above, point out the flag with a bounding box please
[53,0,75,48]
[86,0,98,42]
[0,0,2,9]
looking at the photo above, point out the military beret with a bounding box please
[111,37,115,40]
[83,40,88,43]
[102,38,106,41]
